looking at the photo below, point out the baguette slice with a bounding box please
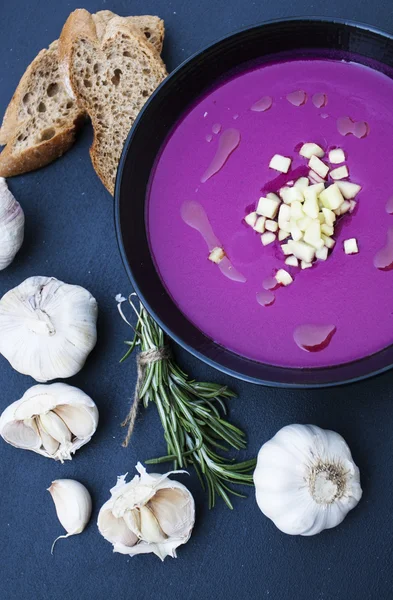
[0,12,165,178]
[59,9,167,194]
[0,40,85,177]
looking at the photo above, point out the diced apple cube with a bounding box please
[349,200,357,213]
[294,177,309,191]
[322,208,336,227]
[322,234,335,249]
[280,186,303,204]
[304,220,323,249]
[308,155,329,178]
[328,148,346,164]
[336,181,362,199]
[319,183,344,210]
[344,238,359,254]
[266,192,281,201]
[299,143,325,159]
[338,200,351,215]
[278,204,291,232]
[245,211,258,227]
[261,232,276,246]
[287,240,316,263]
[316,246,328,261]
[297,216,312,232]
[278,230,290,241]
[290,224,303,241]
[275,269,293,286]
[209,247,225,263]
[265,219,278,232]
[257,196,281,219]
[285,255,299,267]
[287,187,305,204]
[253,216,266,233]
[290,201,304,221]
[281,243,293,256]
[269,154,292,173]
[301,261,313,269]
[303,194,319,219]
[321,223,334,236]
[279,187,291,202]
[309,170,325,184]
[330,165,349,180]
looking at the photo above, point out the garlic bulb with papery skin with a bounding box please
[254,424,362,536]
[98,463,195,561]
[0,177,24,270]
[0,276,97,381]
[0,383,98,462]
[48,479,92,553]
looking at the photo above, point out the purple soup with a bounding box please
[147,58,393,368]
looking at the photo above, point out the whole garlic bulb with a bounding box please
[98,463,195,561]
[0,177,24,270]
[0,276,97,381]
[48,479,92,553]
[0,382,99,462]
[254,424,362,536]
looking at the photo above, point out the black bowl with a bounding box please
[115,17,393,388]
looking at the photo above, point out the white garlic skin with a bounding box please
[98,463,195,561]
[0,276,98,381]
[254,424,362,536]
[48,479,92,552]
[0,178,24,270]
[0,382,99,461]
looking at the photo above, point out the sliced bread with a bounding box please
[59,9,167,194]
[0,12,165,178]
[0,40,84,177]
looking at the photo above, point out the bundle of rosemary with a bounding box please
[117,294,256,509]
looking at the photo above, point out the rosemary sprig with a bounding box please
[118,295,256,509]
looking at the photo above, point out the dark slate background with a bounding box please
[1,1,393,599]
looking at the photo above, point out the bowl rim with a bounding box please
[115,16,393,388]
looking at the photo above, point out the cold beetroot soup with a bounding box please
[147,57,393,368]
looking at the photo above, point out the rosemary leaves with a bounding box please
[117,295,256,509]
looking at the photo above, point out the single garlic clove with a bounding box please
[37,418,60,455]
[147,488,195,539]
[53,405,95,439]
[98,506,138,547]
[1,417,41,450]
[123,507,142,537]
[48,479,92,553]
[0,178,25,271]
[138,505,168,543]
[39,411,72,446]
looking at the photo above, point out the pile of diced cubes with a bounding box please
[244,143,362,286]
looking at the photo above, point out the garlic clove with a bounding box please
[139,505,168,543]
[48,479,92,553]
[39,411,71,446]
[53,405,95,439]
[148,487,195,539]
[123,507,142,537]
[98,505,138,547]
[37,418,60,455]
[1,418,41,450]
